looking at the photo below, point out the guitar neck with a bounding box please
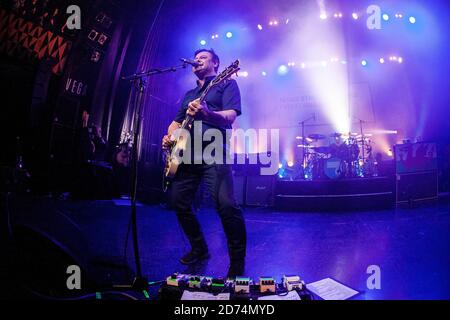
[180,81,213,129]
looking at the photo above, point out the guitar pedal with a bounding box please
[282,275,305,291]
[166,273,188,287]
[259,276,276,293]
[234,277,251,294]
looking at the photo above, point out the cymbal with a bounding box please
[308,133,326,140]
[330,132,342,138]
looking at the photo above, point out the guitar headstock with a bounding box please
[210,59,240,87]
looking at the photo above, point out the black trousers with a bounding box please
[168,163,246,263]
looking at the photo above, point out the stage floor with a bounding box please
[3,196,450,299]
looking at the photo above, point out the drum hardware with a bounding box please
[294,121,378,180]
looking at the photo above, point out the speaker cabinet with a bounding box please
[396,170,438,204]
[245,175,275,207]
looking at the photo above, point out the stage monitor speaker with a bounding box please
[396,170,438,204]
[245,175,275,207]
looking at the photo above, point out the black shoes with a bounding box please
[179,249,210,265]
[226,261,245,279]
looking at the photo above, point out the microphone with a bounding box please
[180,58,201,67]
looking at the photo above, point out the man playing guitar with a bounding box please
[162,49,246,278]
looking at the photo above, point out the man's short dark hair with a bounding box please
[194,48,220,72]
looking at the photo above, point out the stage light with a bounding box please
[278,64,288,75]
[352,13,358,20]
[273,20,278,25]
[261,71,267,76]
[257,24,263,30]
[387,149,393,157]
[320,13,327,20]
[361,60,367,66]
[300,63,306,69]
[226,32,233,38]
[409,16,416,24]
[200,40,206,46]
[338,13,342,18]
[287,161,294,167]
[398,57,403,63]
[285,18,290,24]
[382,14,389,21]
[278,163,283,169]
[269,21,273,26]
[240,71,249,77]
[379,58,385,64]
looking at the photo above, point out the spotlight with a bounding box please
[226,32,233,38]
[338,13,342,18]
[382,13,389,21]
[278,64,288,75]
[200,40,206,46]
[379,58,385,64]
[300,62,306,69]
[285,18,290,24]
[257,24,263,30]
[287,161,294,167]
[240,71,249,77]
[261,71,267,76]
[361,60,367,66]
[269,21,273,26]
[278,163,283,169]
[352,13,358,20]
[409,16,416,24]
[273,20,278,25]
[398,57,403,63]
[320,13,327,20]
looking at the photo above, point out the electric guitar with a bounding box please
[163,60,240,189]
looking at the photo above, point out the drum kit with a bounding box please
[296,132,376,180]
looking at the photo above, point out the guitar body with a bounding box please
[162,60,240,190]
[164,127,190,178]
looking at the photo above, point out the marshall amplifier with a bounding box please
[245,175,275,207]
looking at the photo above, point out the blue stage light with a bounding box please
[278,64,288,75]
[382,14,389,21]
[361,60,367,66]
[200,40,206,46]
[409,16,416,24]
[226,32,233,38]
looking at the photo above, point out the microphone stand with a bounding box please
[116,63,187,290]
[299,114,315,178]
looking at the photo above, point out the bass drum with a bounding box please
[324,157,346,179]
